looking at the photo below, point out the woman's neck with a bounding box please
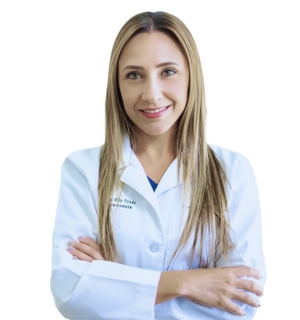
[132,126,177,161]
[131,126,177,183]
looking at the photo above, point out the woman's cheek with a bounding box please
[167,81,188,105]
[122,87,140,111]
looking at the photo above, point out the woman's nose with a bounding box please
[141,78,163,104]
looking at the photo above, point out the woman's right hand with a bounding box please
[182,266,263,316]
[156,266,263,316]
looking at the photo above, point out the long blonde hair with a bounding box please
[98,11,235,265]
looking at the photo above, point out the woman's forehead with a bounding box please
[118,32,186,68]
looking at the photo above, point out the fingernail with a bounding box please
[73,256,78,260]
[67,246,74,251]
[68,240,75,245]
[78,236,85,241]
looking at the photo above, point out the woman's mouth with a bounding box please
[142,106,168,114]
[140,105,171,118]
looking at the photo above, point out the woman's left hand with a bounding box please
[67,236,105,262]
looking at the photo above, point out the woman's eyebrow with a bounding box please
[121,61,179,72]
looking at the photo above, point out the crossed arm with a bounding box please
[67,236,263,317]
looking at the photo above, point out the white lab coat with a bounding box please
[51,136,266,320]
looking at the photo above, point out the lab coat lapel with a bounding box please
[119,137,160,214]
[155,158,183,196]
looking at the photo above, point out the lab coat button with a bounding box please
[149,244,159,252]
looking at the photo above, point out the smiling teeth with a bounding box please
[143,107,167,114]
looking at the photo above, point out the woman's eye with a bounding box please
[128,73,141,79]
[162,69,175,76]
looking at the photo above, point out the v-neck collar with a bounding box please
[119,135,183,198]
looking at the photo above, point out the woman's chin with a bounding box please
[138,126,175,138]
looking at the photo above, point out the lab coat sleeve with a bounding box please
[215,153,266,319]
[50,151,161,320]
[177,153,266,320]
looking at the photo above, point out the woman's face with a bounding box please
[118,31,189,137]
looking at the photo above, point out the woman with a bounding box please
[51,11,266,320]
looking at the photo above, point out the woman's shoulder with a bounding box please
[65,145,102,162]
[209,143,252,164]
[61,144,103,177]
[208,144,255,179]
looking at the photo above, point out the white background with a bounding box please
[1,0,299,319]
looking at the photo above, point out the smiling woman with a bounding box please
[51,11,266,320]
[118,32,189,139]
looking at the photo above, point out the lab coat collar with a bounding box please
[119,136,159,213]
[155,157,183,196]
[119,135,183,199]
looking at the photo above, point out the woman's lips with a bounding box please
[140,105,171,118]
